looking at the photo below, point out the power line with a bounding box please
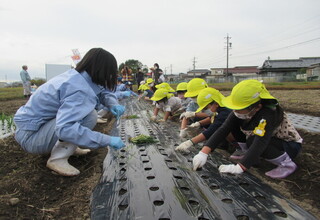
[232,37,320,58]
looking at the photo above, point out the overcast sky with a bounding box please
[0,0,319,81]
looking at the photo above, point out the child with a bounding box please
[179,78,211,138]
[138,78,155,100]
[14,48,126,176]
[150,88,182,122]
[176,82,192,111]
[175,87,244,153]
[192,80,302,179]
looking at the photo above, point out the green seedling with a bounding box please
[123,115,139,119]
[129,135,158,145]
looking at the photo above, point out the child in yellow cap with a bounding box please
[192,80,302,179]
[179,78,212,138]
[175,87,245,153]
[150,88,182,122]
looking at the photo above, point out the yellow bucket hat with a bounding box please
[150,88,172,101]
[184,78,208,97]
[196,87,225,112]
[146,78,154,84]
[155,82,175,92]
[176,82,188,92]
[222,79,276,110]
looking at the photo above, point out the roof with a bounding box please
[187,69,211,73]
[262,57,320,69]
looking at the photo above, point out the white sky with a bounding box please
[0,0,320,81]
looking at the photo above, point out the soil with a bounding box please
[0,90,320,219]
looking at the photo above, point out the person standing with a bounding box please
[136,67,144,88]
[20,65,32,98]
[121,65,133,90]
[153,63,163,84]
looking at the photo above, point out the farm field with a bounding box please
[0,88,319,219]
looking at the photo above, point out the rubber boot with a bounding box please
[265,152,297,179]
[230,142,247,160]
[46,140,80,176]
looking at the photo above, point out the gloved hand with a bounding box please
[189,121,200,128]
[218,164,244,174]
[192,151,208,171]
[157,119,166,123]
[109,136,125,149]
[175,140,193,153]
[179,112,186,120]
[131,92,139,97]
[150,115,157,121]
[179,128,188,138]
[184,111,196,119]
[122,91,131,98]
[110,105,125,120]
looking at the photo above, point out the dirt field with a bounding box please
[0,89,320,219]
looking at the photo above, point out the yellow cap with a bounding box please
[184,78,208,97]
[222,79,276,110]
[146,78,154,84]
[138,84,144,90]
[141,84,150,91]
[150,88,172,101]
[155,82,175,92]
[176,82,188,92]
[196,87,225,112]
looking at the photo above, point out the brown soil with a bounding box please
[0,90,320,219]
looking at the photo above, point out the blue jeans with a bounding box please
[15,110,97,154]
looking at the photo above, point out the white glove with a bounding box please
[189,121,200,128]
[218,164,244,174]
[151,115,157,121]
[179,128,188,138]
[175,140,193,153]
[179,112,186,120]
[192,151,208,171]
[184,111,196,119]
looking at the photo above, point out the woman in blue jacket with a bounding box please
[14,48,126,176]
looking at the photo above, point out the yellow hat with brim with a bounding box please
[150,88,170,101]
[155,83,175,92]
[176,82,188,92]
[146,78,154,84]
[222,79,276,110]
[184,78,208,98]
[196,88,225,112]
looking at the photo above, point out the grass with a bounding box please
[0,87,24,101]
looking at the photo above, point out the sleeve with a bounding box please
[100,89,120,108]
[202,108,231,139]
[20,71,27,83]
[205,112,240,150]
[55,90,111,149]
[240,111,279,168]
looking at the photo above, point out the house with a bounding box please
[207,66,259,83]
[306,63,320,81]
[259,57,320,81]
[186,69,210,79]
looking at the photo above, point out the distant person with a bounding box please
[136,67,144,88]
[121,65,133,89]
[153,63,163,84]
[14,48,126,176]
[20,65,32,98]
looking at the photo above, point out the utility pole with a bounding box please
[170,64,172,75]
[224,34,232,77]
[192,57,197,78]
